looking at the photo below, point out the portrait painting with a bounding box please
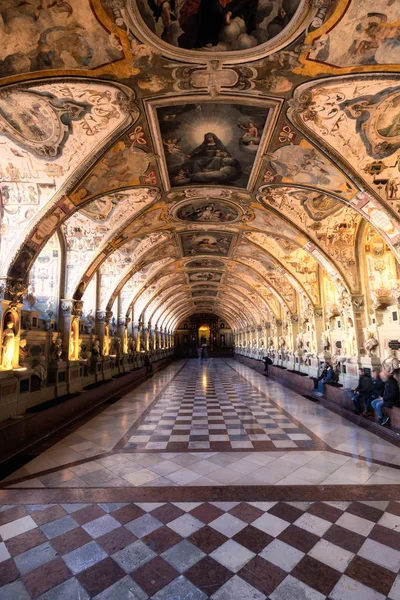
[180,232,234,257]
[134,0,301,52]
[188,272,223,283]
[157,103,270,189]
[176,200,239,222]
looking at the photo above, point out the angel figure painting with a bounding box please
[157,103,270,189]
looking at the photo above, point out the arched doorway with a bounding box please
[198,325,210,346]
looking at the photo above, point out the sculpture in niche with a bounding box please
[19,338,28,365]
[79,343,91,361]
[69,328,76,360]
[135,0,301,51]
[103,325,110,356]
[382,348,400,374]
[23,285,37,310]
[157,103,269,188]
[92,339,101,356]
[51,337,63,361]
[364,330,379,357]
[32,359,47,387]
[0,320,15,370]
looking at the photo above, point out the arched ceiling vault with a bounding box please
[1,0,400,332]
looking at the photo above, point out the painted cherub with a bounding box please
[238,121,260,140]
[163,138,181,154]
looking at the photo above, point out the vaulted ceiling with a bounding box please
[1,0,399,331]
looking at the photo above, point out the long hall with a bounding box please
[1,359,400,600]
[1,0,400,597]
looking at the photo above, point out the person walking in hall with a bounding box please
[263,354,273,377]
[371,369,400,426]
[352,367,373,415]
[144,352,153,376]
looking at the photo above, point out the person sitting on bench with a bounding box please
[352,368,373,415]
[372,369,400,426]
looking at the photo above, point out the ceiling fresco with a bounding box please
[132,0,304,52]
[1,0,400,334]
[155,102,271,189]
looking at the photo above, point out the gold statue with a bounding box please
[1,322,15,370]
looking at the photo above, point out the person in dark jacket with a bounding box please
[263,355,272,376]
[363,369,384,416]
[371,370,400,425]
[313,363,334,396]
[352,368,373,415]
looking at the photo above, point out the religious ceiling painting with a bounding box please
[307,0,400,70]
[180,231,235,257]
[149,99,278,190]
[75,141,155,200]
[132,0,303,52]
[174,199,241,223]
[0,1,123,77]
[188,272,223,283]
[267,141,356,200]
[288,76,400,213]
[257,186,360,286]
[0,80,136,273]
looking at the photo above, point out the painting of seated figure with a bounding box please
[158,103,270,189]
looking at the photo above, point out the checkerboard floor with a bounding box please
[123,361,321,452]
[0,499,399,599]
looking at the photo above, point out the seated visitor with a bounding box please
[371,369,400,426]
[313,363,334,396]
[364,369,385,416]
[352,368,373,415]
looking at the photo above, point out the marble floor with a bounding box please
[3,359,400,489]
[1,358,400,599]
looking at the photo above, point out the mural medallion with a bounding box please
[185,259,225,269]
[175,200,240,223]
[188,272,223,283]
[180,231,235,256]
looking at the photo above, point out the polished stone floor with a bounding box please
[1,359,400,599]
[3,359,400,489]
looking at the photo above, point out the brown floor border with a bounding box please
[1,484,400,504]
